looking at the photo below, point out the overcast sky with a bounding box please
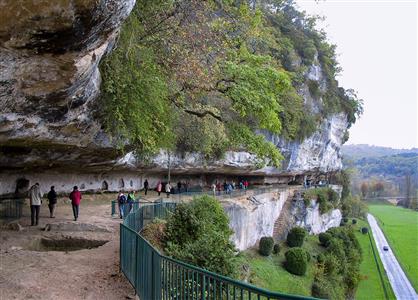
[295,0,417,149]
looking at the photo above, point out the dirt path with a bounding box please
[0,194,135,300]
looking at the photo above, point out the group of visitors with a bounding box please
[152,180,190,198]
[211,180,249,195]
[28,183,82,226]
[116,190,136,219]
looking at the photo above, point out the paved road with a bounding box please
[367,214,418,300]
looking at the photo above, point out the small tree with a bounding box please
[165,196,236,276]
[361,227,368,234]
[318,232,332,247]
[273,243,280,254]
[287,227,307,247]
[284,248,308,276]
[259,237,274,256]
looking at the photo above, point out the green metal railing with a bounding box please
[120,200,318,300]
[0,198,24,220]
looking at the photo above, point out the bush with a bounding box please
[284,248,308,276]
[140,219,167,252]
[352,219,357,224]
[318,232,332,247]
[317,253,325,264]
[165,196,236,276]
[324,254,338,275]
[361,227,369,234]
[273,243,280,254]
[305,250,311,262]
[287,227,307,247]
[343,218,349,223]
[259,237,274,256]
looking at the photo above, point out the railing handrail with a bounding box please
[119,194,320,300]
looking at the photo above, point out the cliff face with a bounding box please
[223,188,342,251]
[0,0,135,170]
[0,1,348,195]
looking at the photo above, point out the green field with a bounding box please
[368,203,418,291]
[354,219,395,300]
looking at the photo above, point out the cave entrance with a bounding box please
[101,181,108,191]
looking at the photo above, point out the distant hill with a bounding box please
[342,144,418,160]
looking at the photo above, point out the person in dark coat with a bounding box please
[47,186,57,218]
[143,179,149,195]
[177,181,182,194]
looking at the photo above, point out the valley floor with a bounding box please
[368,203,418,292]
[237,220,396,300]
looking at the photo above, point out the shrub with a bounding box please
[327,189,339,204]
[352,219,357,224]
[284,247,308,276]
[140,219,167,252]
[165,196,236,276]
[305,250,311,262]
[361,227,369,234]
[318,232,332,247]
[343,217,349,223]
[273,243,280,254]
[312,276,331,299]
[317,253,325,264]
[259,237,274,256]
[324,254,338,275]
[287,227,307,247]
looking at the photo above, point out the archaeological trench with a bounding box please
[0,1,348,297]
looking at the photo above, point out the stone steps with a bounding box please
[273,190,299,241]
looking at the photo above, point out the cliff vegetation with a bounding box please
[100,0,363,166]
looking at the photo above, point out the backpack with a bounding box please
[118,194,127,204]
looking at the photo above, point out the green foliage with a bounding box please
[259,236,275,256]
[287,227,307,248]
[284,247,308,276]
[313,226,363,297]
[318,232,332,247]
[100,22,174,156]
[164,195,236,276]
[304,187,339,214]
[273,243,281,254]
[341,195,368,218]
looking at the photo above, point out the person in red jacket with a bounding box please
[69,186,82,221]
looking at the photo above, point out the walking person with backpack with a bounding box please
[29,183,42,226]
[117,191,127,219]
[69,186,82,221]
[47,186,57,218]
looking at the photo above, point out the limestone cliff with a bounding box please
[0,1,350,195]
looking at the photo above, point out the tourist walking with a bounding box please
[117,191,127,219]
[127,190,135,213]
[29,183,42,226]
[165,182,171,198]
[177,181,182,194]
[69,186,82,221]
[143,179,149,195]
[157,181,162,196]
[47,186,57,218]
[212,183,216,196]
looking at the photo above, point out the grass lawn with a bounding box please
[368,203,418,291]
[354,219,395,300]
[236,235,323,297]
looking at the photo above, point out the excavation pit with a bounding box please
[28,236,108,252]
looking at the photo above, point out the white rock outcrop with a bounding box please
[295,201,342,234]
[223,190,290,251]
